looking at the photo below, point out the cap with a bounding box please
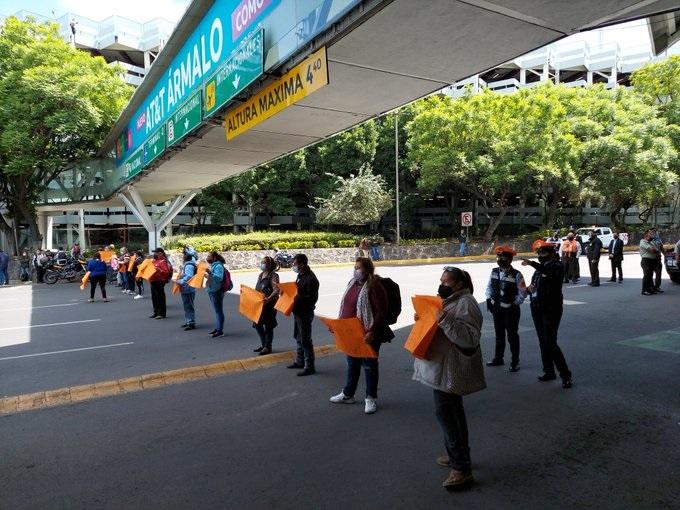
[494,245,517,257]
[531,239,555,252]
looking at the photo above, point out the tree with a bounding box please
[0,17,132,250]
[315,164,392,225]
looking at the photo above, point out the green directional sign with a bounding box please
[167,90,202,147]
[204,29,263,118]
[144,124,166,166]
[124,148,144,180]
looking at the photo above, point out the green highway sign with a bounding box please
[124,148,144,180]
[167,90,202,147]
[204,29,263,118]
[144,124,166,166]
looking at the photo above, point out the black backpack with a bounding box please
[379,277,402,325]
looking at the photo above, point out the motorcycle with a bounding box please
[273,248,294,269]
[44,258,87,284]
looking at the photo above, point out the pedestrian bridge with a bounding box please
[36,0,680,248]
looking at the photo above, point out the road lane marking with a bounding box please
[563,300,586,305]
[0,342,134,361]
[0,303,78,312]
[0,345,339,416]
[0,319,100,332]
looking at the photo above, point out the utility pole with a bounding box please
[395,113,401,245]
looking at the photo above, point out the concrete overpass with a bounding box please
[36,0,680,249]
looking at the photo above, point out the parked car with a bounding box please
[664,247,680,284]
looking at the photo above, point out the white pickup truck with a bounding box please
[566,227,628,253]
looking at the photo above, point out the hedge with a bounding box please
[163,232,361,252]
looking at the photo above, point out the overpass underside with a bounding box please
[36,0,680,249]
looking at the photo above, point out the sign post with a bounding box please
[224,46,329,140]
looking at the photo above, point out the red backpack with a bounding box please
[221,265,233,292]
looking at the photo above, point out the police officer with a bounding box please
[522,241,573,389]
[485,246,527,372]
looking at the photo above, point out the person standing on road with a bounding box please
[71,242,81,260]
[149,248,172,319]
[458,230,467,257]
[485,246,527,372]
[132,251,145,299]
[286,254,319,376]
[639,230,658,296]
[119,248,131,294]
[0,248,9,285]
[177,252,197,331]
[86,252,109,303]
[522,240,572,389]
[253,256,279,355]
[35,250,48,283]
[560,233,579,284]
[650,228,664,293]
[413,266,485,490]
[329,257,394,414]
[19,251,30,282]
[608,233,624,283]
[205,251,227,338]
[586,231,603,287]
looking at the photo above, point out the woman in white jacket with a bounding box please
[413,266,485,490]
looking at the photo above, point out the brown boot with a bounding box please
[436,455,451,467]
[442,469,474,490]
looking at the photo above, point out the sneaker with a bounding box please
[509,364,520,373]
[103,298,110,302]
[287,363,304,369]
[562,378,573,389]
[210,331,224,338]
[154,316,166,320]
[486,359,504,367]
[436,456,451,468]
[364,397,377,414]
[258,347,271,355]
[134,294,143,299]
[296,367,316,376]
[329,392,355,404]
[537,374,557,382]
[184,324,196,331]
[87,298,94,303]
[442,470,474,490]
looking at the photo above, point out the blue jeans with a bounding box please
[120,271,128,289]
[208,290,225,333]
[459,242,467,256]
[181,292,196,325]
[343,342,381,398]
[369,246,381,260]
[0,267,8,285]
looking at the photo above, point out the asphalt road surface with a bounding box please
[1,254,679,509]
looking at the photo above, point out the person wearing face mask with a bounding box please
[485,246,527,371]
[522,241,572,389]
[177,252,197,331]
[559,232,579,284]
[285,254,319,376]
[329,257,394,414]
[586,230,603,287]
[412,266,485,490]
[253,256,280,355]
[205,251,227,338]
[639,230,658,296]
[149,248,172,319]
[608,232,624,283]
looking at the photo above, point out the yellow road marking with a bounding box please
[0,345,339,417]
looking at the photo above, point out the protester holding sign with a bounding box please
[328,257,393,415]
[412,266,484,490]
[286,254,319,376]
[205,251,227,338]
[177,252,197,330]
[86,252,109,303]
[149,248,172,319]
[252,256,279,355]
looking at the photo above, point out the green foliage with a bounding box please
[316,164,393,225]
[163,231,360,252]
[337,240,356,248]
[399,238,448,245]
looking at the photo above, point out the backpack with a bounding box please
[221,264,233,292]
[379,277,402,325]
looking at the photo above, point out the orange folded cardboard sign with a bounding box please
[274,282,297,316]
[128,255,136,272]
[239,285,265,323]
[319,317,377,359]
[99,251,113,263]
[188,262,209,289]
[171,282,181,296]
[79,271,91,291]
[404,295,443,359]
[137,259,157,281]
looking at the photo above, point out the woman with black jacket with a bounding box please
[253,256,280,355]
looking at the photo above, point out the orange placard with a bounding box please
[404,295,443,359]
[79,271,91,291]
[127,255,136,272]
[118,260,127,273]
[319,317,377,358]
[171,282,181,296]
[188,262,209,289]
[137,259,157,281]
[239,285,265,323]
[99,251,113,263]
[135,258,150,280]
[274,282,297,316]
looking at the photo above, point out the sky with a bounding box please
[0,0,191,23]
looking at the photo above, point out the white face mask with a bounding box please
[354,269,364,281]
[292,265,300,274]
[260,263,267,271]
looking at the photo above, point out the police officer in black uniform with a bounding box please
[485,246,527,372]
[522,240,573,389]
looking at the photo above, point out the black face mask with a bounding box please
[438,284,454,299]
[538,254,551,263]
[497,257,511,268]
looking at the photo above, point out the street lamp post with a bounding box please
[395,113,400,245]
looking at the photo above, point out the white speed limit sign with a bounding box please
[461,211,473,227]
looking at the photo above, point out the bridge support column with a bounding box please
[118,187,197,252]
[79,209,87,249]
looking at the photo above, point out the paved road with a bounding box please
[1,254,679,508]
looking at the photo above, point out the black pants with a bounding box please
[433,390,471,474]
[653,257,662,288]
[588,257,600,285]
[562,255,578,283]
[36,266,45,283]
[530,304,571,380]
[255,323,275,349]
[343,342,381,399]
[150,281,166,317]
[492,305,520,366]
[641,258,655,293]
[89,275,107,299]
[293,311,315,369]
[610,256,623,281]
